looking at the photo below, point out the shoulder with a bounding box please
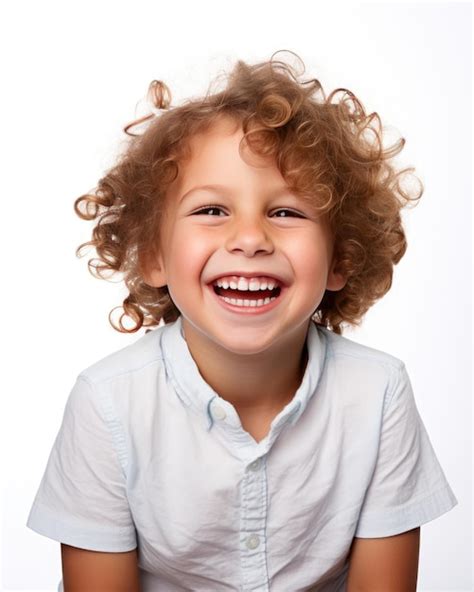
[77,323,168,387]
[317,324,404,371]
[315,324,405,387]
[314,325,415,431]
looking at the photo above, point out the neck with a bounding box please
[180,318,310,415]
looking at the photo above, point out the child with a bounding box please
[27,50,458,591]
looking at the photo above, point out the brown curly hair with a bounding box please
[74,49,422,335]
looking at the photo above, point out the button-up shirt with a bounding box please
[26,316,458,591]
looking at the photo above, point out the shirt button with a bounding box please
[213,405,227,420]
[245,534,260,550]
[248,458,262,471]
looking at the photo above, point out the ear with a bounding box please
[326,259,347,292]
[143,266,167,288]
[139,250,168,288]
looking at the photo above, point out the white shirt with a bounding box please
[26,316,458,591]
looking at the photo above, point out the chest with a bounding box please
[129,421,365,591]
[125,364,382,589]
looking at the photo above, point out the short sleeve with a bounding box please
[26,375,137,552]
[355,363,458,538]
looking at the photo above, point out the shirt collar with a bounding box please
[160,316,328,434]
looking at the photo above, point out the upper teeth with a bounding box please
[213,276,279,291]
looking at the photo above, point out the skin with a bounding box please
[143,115,347,433]
[346,527,420,590]
[60,544,140,591]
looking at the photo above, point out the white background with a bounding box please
[0,0,471,590]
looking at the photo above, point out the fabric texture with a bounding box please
[26,316,458,591]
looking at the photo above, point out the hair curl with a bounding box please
[74,49,422,335]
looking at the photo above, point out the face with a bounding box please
[144,116,346,358]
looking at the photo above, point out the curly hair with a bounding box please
[74,49,422,335]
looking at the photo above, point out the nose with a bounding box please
[224,215,275,257]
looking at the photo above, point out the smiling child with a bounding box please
[27,51,458,591]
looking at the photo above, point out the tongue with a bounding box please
[216,287,277,300]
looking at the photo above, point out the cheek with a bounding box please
[167,226,212,275]
[287,232,331,276]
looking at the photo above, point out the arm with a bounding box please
[346,527,420,592]
[61,544,141,592]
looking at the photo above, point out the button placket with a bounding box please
[240,455,269,590]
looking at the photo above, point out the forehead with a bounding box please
[171,116,287,196]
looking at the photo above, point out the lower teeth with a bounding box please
[221,296,276,307]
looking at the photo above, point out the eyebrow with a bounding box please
[179,183,294,203]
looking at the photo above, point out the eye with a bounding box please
[192,205,227,216]
[272,209,305,218]
[191,206,306,218]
